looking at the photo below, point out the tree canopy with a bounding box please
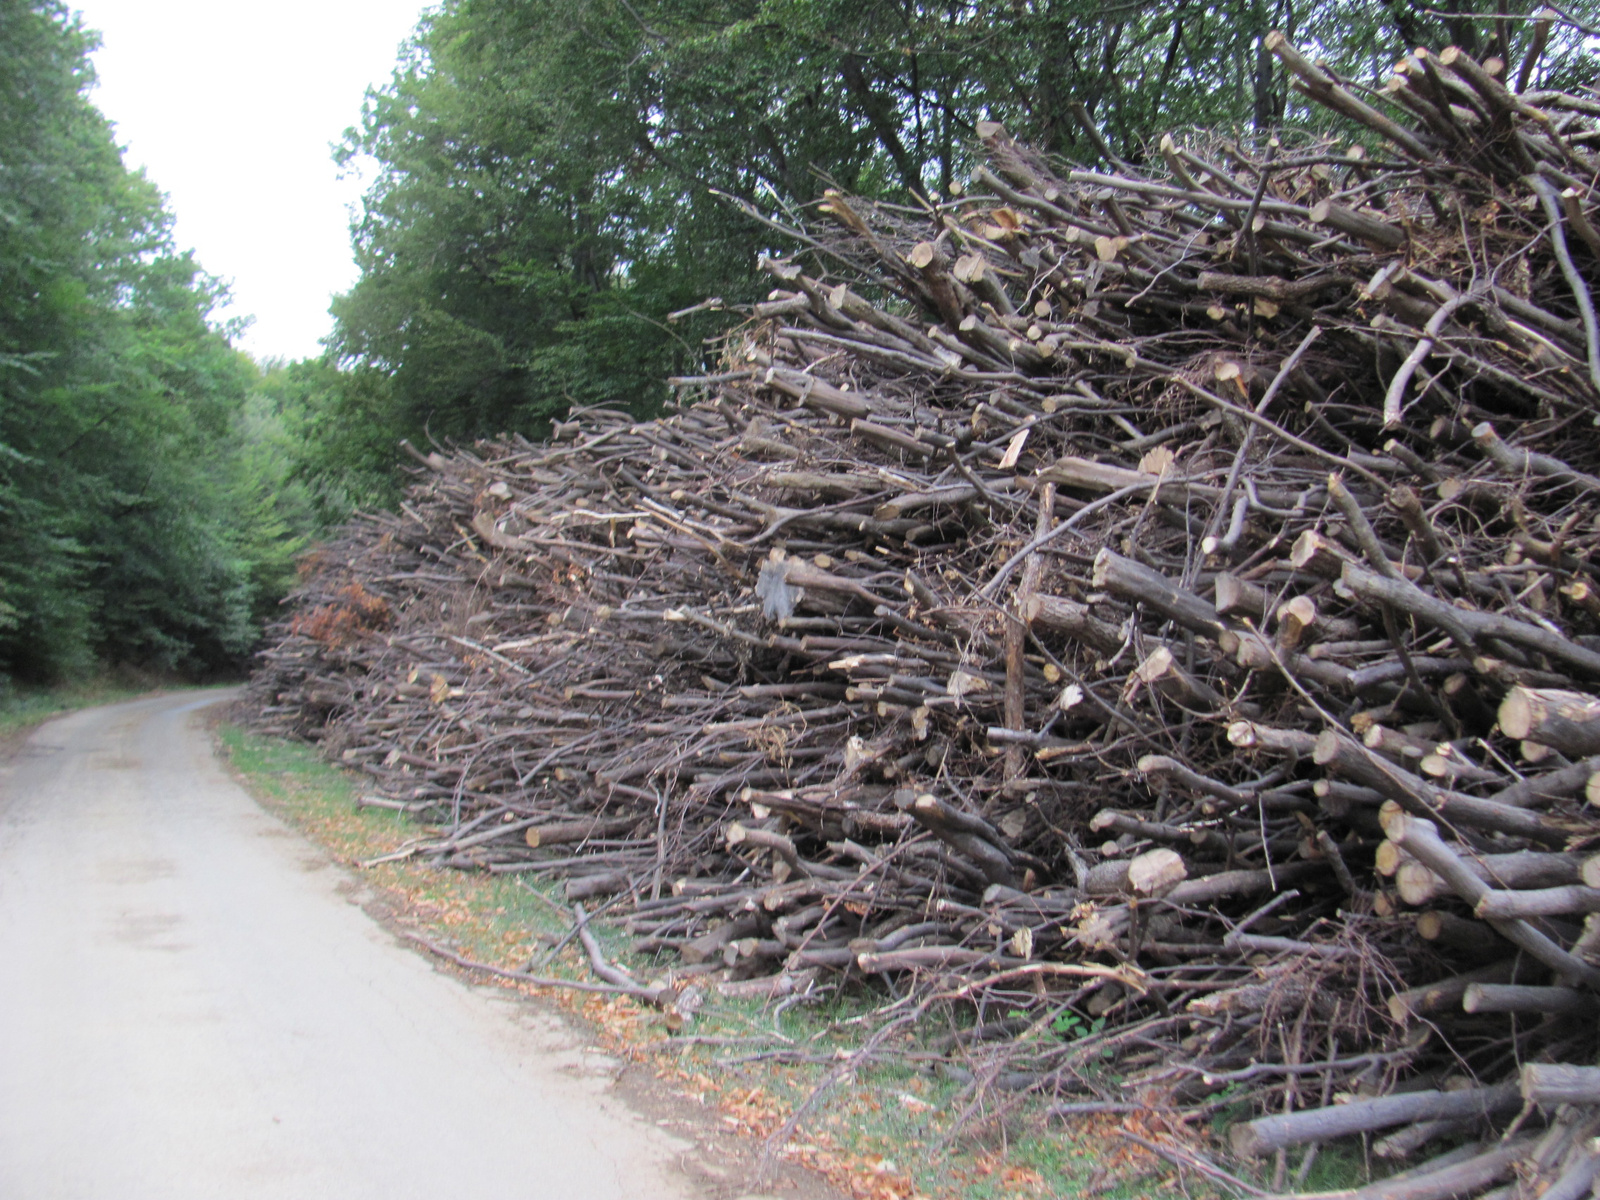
[0,1,304,682]
[327,0,1596,455]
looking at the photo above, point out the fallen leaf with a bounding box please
[1009,926,1035,959]
[1137,445,1175,476]
[946,668,990,699]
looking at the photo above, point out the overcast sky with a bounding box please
[71,2,431,363]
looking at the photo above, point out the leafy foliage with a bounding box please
[326,0,1594,466]
[250,359,403,525]
[0,1,306,682]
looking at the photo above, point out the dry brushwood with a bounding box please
[250,27,1600,1196]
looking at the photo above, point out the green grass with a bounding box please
[216,722,1376,1200]
[0,678,153,737]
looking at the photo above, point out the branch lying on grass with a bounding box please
[400,929,637,995]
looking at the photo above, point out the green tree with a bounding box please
[324,0,1593,481]
[253,358,402,524]
[0,1,307,682]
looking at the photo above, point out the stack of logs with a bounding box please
[251,26,1600,1198]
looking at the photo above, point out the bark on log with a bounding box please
[682,917,763,965]
[1490,755,1600,808]
[525,816,638,849]
[1388,960,1519,1024]
[565,871,630,901]
[1475,885,1600,919]
[1388,848,1585,906]
[1381,808,1600,987]
[1337,561,1600,680]
[1521,1063,1600,1106]
[1132,645,1225,710]
[1230,1082,1520,1157]
[1415,910,1510,957]
[1498,686,1600,758]
[1372,1117,1475,1162]
[1461,983,1589,1014]
[1083,847,1187,897]
[1214,571,1270,619]
[1316,731,1568,843]
[1022,594,1126,653]
[907,793,1019,888]
[1535,1152,1600,1200]
[1260,1137,1535,1200]
[1092,548,1227,639]
[1162,860,1329,906]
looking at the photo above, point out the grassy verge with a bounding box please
[217,722,1353,1200]
[0,678,153,739]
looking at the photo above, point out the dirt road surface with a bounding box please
[0,692,716,1199]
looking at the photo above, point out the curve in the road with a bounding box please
[0,691,700,1200]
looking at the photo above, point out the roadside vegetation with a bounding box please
[0,677,148,739]
[0,3,324,688]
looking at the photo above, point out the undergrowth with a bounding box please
[0,677,152,737]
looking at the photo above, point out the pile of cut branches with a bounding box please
[251,29,1600,1198]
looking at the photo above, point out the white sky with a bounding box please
[72,2,432,363]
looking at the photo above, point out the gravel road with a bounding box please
[0,691,707,1199]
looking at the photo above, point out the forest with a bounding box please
[0,0,309,685]
[3,0,1595,688]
